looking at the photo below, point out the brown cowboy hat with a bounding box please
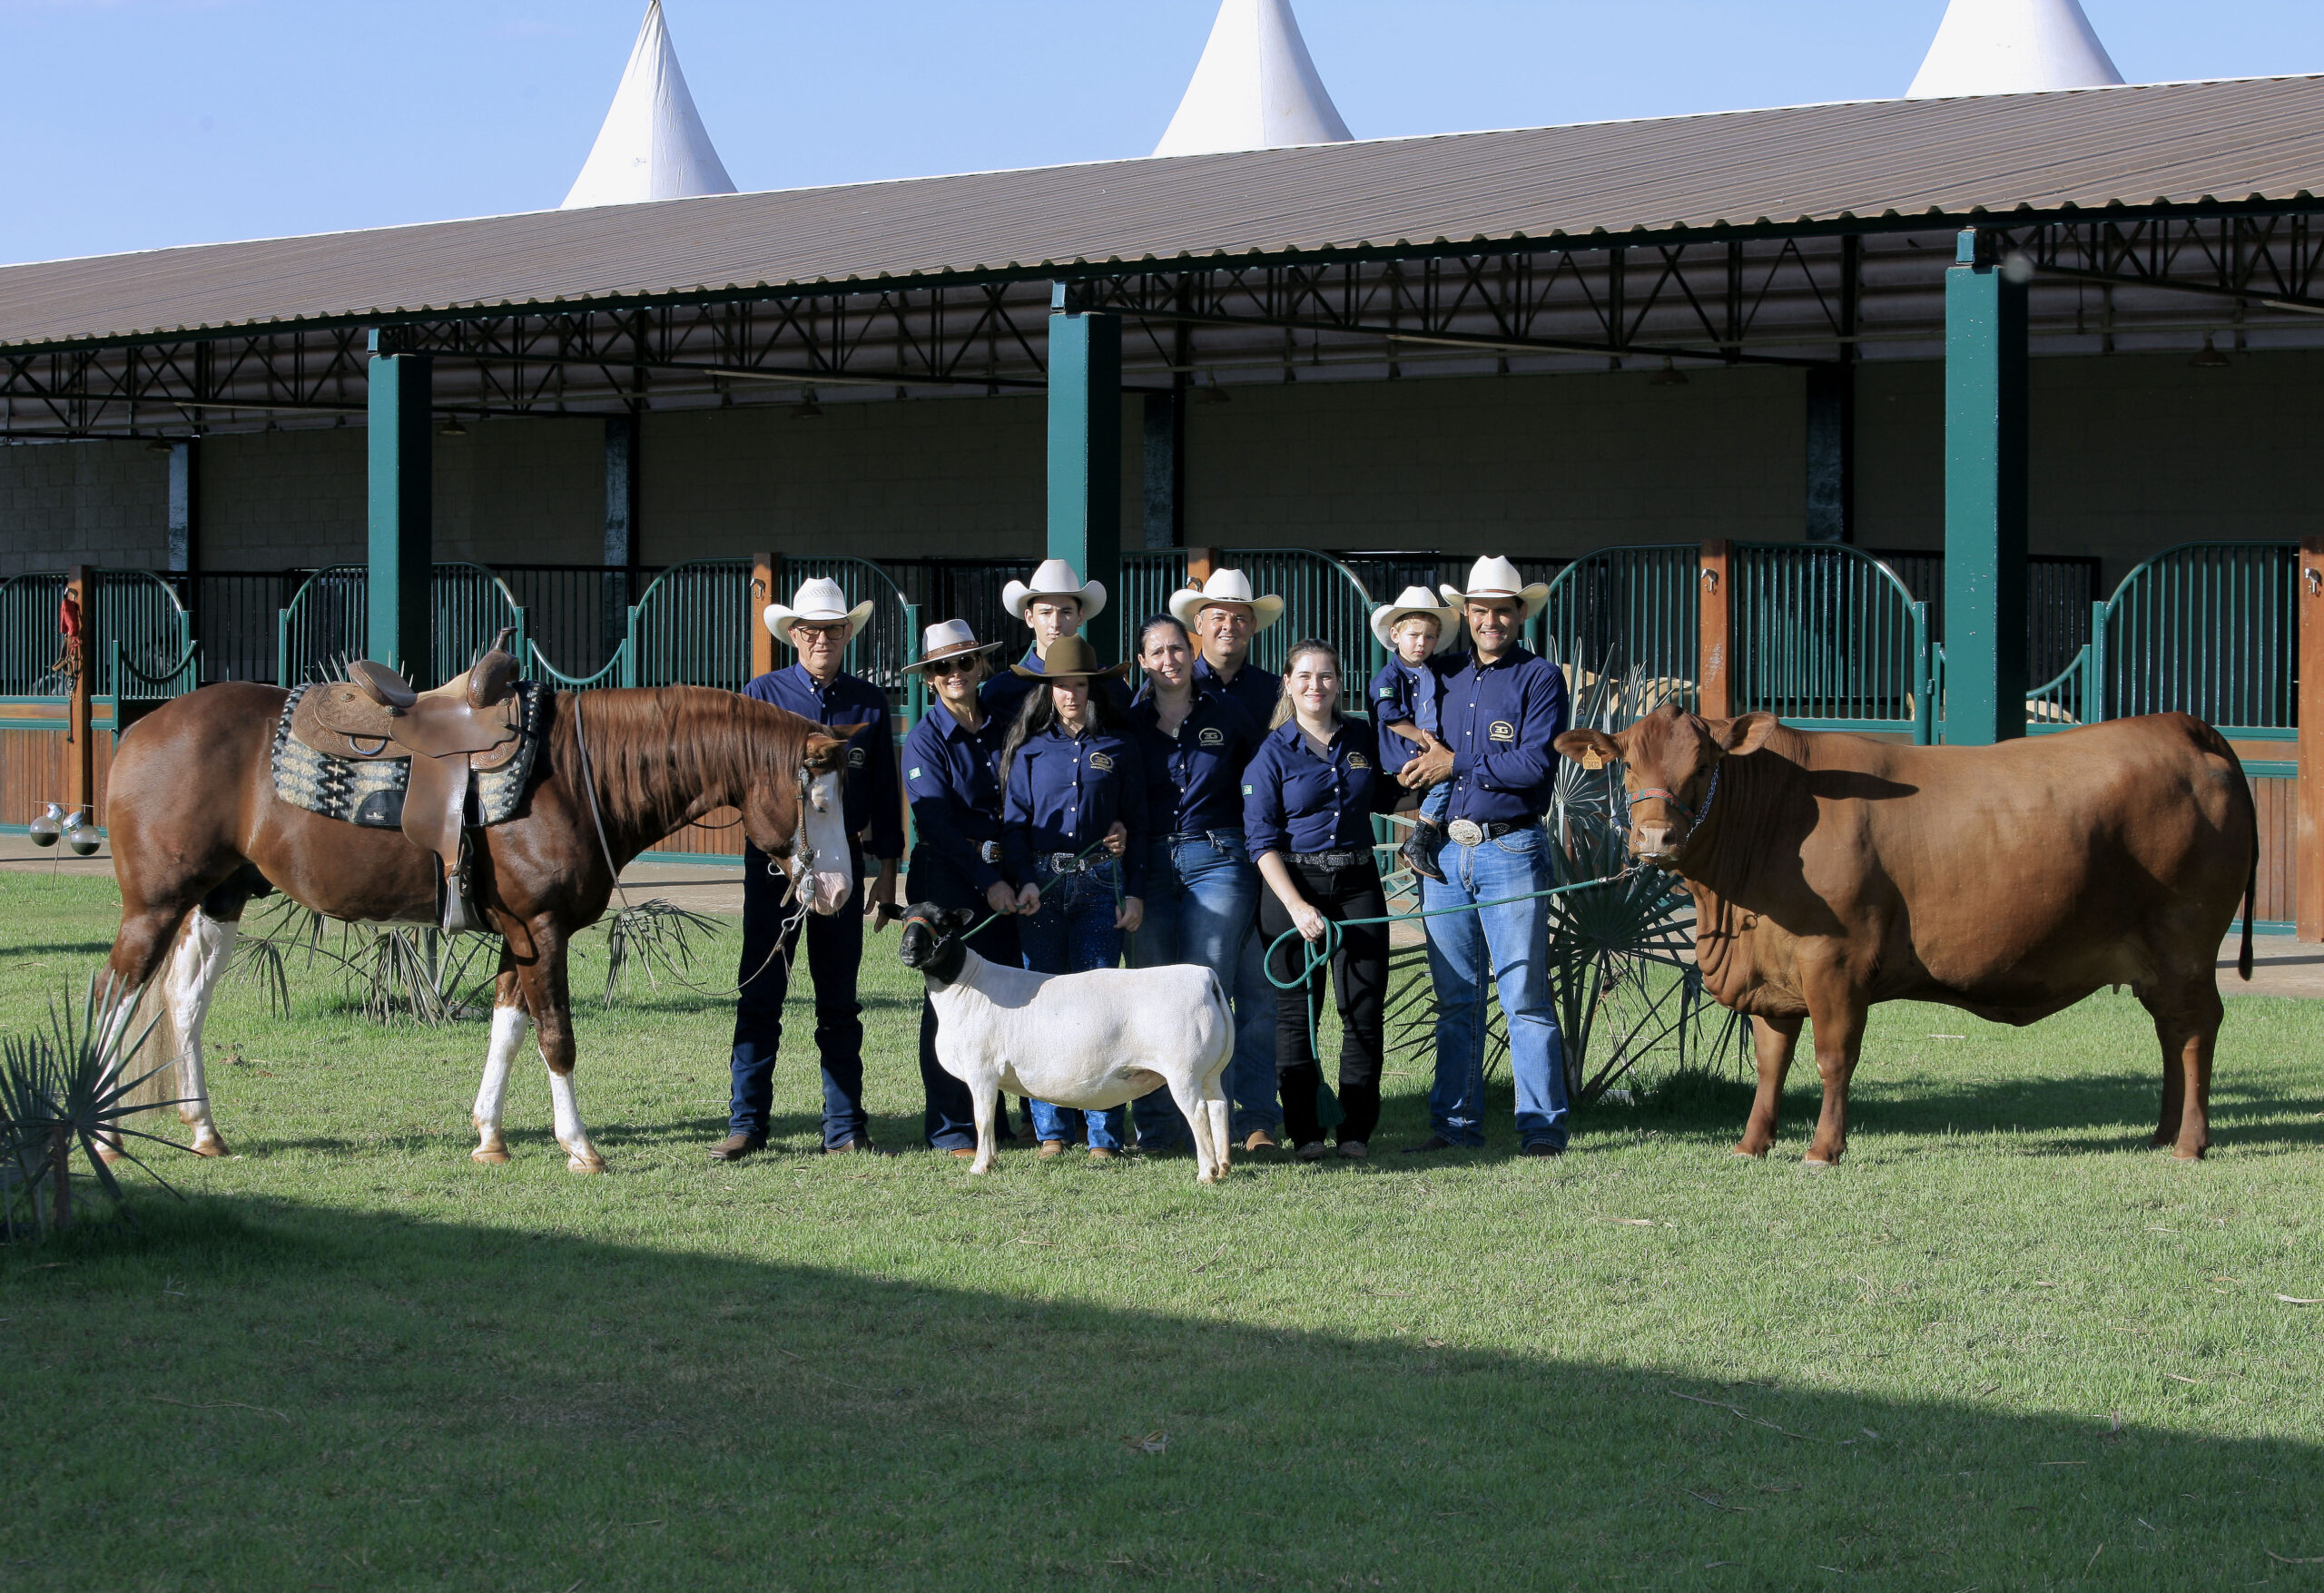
[1009,635,1133,682]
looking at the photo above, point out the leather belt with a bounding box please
[978,840,1004,865]
[1165,829,1242,845]
[1040,851,1110,874]
[1290,849,1375,870]
[1445,819,1530,846]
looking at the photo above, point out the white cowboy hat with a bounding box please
[902,618,1002,672]
[1440,555,1551,624]
[763,575,875,644]
[1167,568,1285,633]
[1001,558,1107,624]
[1369,585,1463,654]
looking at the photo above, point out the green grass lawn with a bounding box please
[4,869,2322,1591]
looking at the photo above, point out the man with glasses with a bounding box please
[712,577,903,1162]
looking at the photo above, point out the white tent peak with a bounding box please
[561,1,737,210]
[1907,0,2127,99]
[1153,0,1354,158]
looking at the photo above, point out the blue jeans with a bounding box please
[1419,782,1451,824]
[1422,825,1570,1150]
[1128,831,1259,1150]
[728,842,867,1148]
[1019,859,1127,1151]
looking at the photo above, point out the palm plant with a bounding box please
[0,979,187,1239]
[601,898,724,1007]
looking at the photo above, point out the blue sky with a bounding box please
[4,0,2320,265]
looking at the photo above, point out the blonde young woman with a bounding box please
[1240,640,1403,1159]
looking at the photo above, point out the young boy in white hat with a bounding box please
[982,558,1126,729]
[713,575,903,1163]
[1367,585,1464,883]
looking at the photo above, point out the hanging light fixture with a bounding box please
[144,436,176,453]
[438,416,470,437]
[793,388,824,420]
[1650,357,1690,387]
[1198,372,1232,405]
[2189,335,2231,369]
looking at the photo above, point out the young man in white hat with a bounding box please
[982,557,1125,729]
[713,576,905,1162]
[1367,585,1464,883]
[1168,566,1287,1152]
[1395,555,1573,1158]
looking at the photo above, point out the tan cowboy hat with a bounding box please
[1168,568,1285,633]
[1002,558,1108,624]
[764,576,875,644]
[1009,635,1133,682]
[1369,585,1462,654]
[901,618,1001,673]
[1440,555,1551,624]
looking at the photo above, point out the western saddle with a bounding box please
[289,628,528,933]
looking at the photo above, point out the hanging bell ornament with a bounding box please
[62,812,100,858]
[27,802,64,848]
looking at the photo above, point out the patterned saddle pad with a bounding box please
[271,682,549,831]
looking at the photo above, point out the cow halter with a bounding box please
[1627,762,1720,831]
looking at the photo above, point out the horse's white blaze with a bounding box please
[471,1003,530,1162]
[166,910,238,1155]
[546,1059,602,1173]
[801,769,854,914]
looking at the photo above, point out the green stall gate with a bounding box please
[277,563,527,689]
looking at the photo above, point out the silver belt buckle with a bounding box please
[979,841,1003,864]
[1447,819,1484,848]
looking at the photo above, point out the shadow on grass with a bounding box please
[1631,1070,2324,1158]
[5,1195,2320,1590]
[0,939,116,957]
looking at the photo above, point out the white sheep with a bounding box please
[897,904,1236,1184]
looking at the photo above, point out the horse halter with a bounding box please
[773,764,818,899]
[1626,762,1720,831]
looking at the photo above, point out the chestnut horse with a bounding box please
[98,684,862,1172]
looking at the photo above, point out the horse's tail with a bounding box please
[117,926,186,1116]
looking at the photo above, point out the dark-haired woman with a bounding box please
[1124,614,1262,1153]
[901,619,1023,1157]
[1000,635,1149,1162]
[1243,640,1402,1160]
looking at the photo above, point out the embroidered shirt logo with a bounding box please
[1197,726,1226,747]
[1377,686,1396,698]
[1347,753,1372,769]
[1488,720,1517,742]
[1089,752,1115,772]
[1242,784,1254,796]
[847,747,868,768]
[908,767,922,780]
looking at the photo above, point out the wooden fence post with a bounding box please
[750,551,777,683]
[1185,546,1223,588]
[1698,541,1733,720]
[2299,536,2322,940]
[64,565,94,826]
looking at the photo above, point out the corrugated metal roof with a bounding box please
[5,74,2321,355]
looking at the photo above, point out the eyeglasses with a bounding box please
[925,657,980,677]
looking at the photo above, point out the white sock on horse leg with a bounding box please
[168,910,238,1155]
[471,1005,529,1162]
[545,1060,602,1172]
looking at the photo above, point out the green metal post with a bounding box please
[901,600,926,732]
[1910,601,1934,745]
[1941,231,2029,744]
[1047,284,1122,662]
[2085,598,2109,723]
[367,334,433,674]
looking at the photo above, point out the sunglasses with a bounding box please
[925,656,981,677]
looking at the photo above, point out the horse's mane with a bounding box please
[547,686,814,842]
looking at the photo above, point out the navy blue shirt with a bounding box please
[1242,716,1401,858]
[981,644,1132,733]
[1193,653,1281,727]
[1433,645,1570,827]
[1003,722,1150,896]
[902,699,1010,893]
[1128,683,1261,838]
[1369,654,1459,778]
[745,663,904,860]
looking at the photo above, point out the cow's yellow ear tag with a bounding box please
[1581,747,1606,771]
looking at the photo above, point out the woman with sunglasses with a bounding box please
[901,620,1025,1157]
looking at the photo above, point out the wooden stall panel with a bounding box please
[650,808,749,860]
[0,723,68,830]
[2254,776,2299,929]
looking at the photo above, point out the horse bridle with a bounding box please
[774,764,818,901]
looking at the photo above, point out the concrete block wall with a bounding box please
[0,439,170,575]
[1,348,2316,593]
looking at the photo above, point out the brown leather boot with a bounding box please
[707,1133,764,1162]
[824,1136,896,1156]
